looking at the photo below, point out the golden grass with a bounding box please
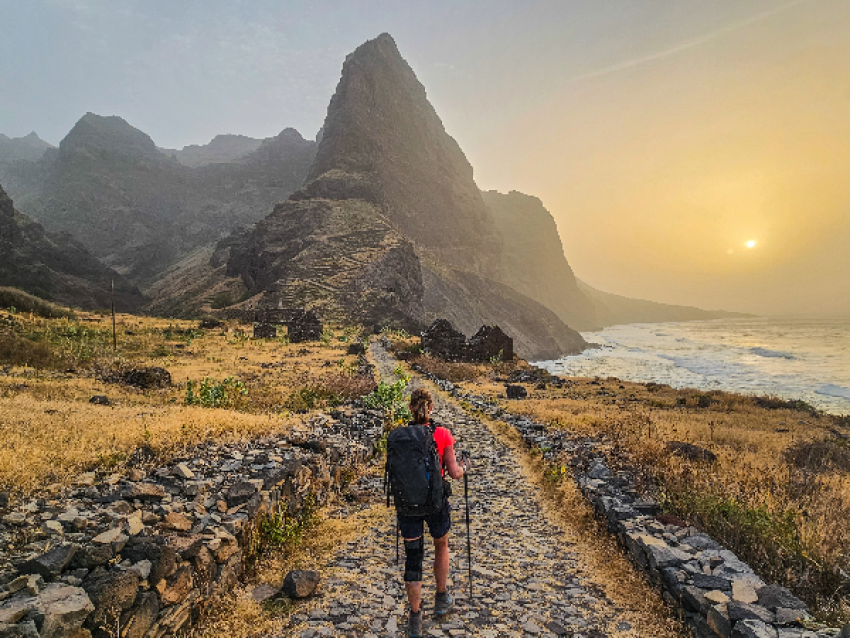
[187,505,391,638]
[0,310,368,498]
[460,374,850,622]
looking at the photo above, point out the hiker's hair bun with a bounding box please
[409,388,433,424]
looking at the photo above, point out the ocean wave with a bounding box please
[750,347,796,360]
[816,384,850,400]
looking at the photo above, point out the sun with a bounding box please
[746,240,757,248]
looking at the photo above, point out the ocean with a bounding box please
[535,318,850,415]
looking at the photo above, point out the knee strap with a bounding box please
[403,537,424,582]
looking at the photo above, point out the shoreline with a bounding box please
[536,316,850,417]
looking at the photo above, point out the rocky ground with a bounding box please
[281,344,681,638]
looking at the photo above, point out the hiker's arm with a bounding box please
[444,444,465,480]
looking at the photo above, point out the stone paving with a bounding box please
[282,345,677,638]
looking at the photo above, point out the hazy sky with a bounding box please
[2,0,848,317]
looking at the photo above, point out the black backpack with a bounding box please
[385,421,446,517]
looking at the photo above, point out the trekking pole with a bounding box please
[461,449,472,603]
[396,521,400,565]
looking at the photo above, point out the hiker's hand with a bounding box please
[462,458,472,472]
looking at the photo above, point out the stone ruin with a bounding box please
[250,308,323,343]
[421,319,514,362]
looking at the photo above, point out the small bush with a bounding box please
[185,377,248,409]
[0,333,64,369]
[784,439,850,474]
[754,395,819,414]
[361,366,412,428]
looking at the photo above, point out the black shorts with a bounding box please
[397,499,451,540]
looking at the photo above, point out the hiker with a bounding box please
[386,388,469,638]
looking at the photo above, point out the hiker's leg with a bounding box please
[404,536,425,613]
[433,532,449,593]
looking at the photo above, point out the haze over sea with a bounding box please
[537,318,850,415]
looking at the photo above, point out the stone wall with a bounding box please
[0,408,384,638]
[411,366,846,638]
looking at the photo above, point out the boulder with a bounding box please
[157,565,193,605]
[226,481,257,508]
[665,441,718,463]
[161,512,192,532]
[0,621,39,637]
[506,385,527,400]
[88,396,110,406]
[346,341,366,355]
[18,544,78,578]
[755,585,807,612]
[120,539,177,585]
[731,620,778,638]
[122,367,171,389]
[122,483,165,501]
[36,584,94,638]
[119,591,158,638]
[82,569,140,631]
[282,570,320,599]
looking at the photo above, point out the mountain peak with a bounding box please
[308,32,501,275]
[60,113,161,160]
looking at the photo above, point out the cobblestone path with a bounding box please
[285,345,678,638]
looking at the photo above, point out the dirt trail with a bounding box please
[283,344,681,637]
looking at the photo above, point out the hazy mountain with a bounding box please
[1,114,316,286]
[0,132,53,164]
[482,190,599,330]
[224,34,586,359]
[577,280,749,326]
[0,181,143,311]
[160,134,263,167]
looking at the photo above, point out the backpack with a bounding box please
[385,421,446,517]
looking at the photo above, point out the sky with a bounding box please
[1,0,848,317]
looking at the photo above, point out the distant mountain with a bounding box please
[0,181,143,311]
[0,114,316,286]
[160,134,263,167]
[222,34,586,360]
[577,280,750,326]
[0,132,53,164]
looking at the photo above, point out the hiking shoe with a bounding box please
[407,609,423,637]
[434,591,454,616]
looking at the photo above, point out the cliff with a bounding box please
[0,182,144,311]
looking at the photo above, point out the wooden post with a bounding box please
[111,279,117,352]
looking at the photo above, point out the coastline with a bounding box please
[536,317,850,416]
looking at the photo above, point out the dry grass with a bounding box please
[0,310,369,498]
[462,374,850,623]
[187,505,390,638]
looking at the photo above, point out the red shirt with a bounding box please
[433,425,455,476]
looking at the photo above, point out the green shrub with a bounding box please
[185,376,248,408]
[361,366,412,428]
